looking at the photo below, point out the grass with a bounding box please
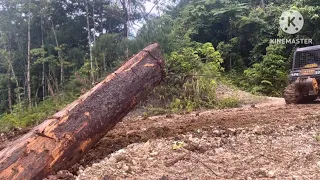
[217,97,241,109]
[141,96,241,118]
[0,93,77,132]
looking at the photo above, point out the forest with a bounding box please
[0,0,319,130]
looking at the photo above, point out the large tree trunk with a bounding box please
[86,0,94,85]
[41,2,45,100]
[0,43,165,180]
[27,0,32,107]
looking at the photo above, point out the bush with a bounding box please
[0,92,77,132]
[170,98,183,112]
[217,97,240,109]
[241,44,288,96]
[144,42,225,113]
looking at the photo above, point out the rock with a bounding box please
[102,175,112,180]
[253,126,263,135]
[78,165,85,171]
[288,126,296,131]
[141,161,147,168]
[214,147,225,153]
[255,168,268,177]
[227,128,237,135]
[56,170,75,179]
[122,164,129,172]
[267,170,276,177]
[212,130,223,137]
[132,159,138,166]
[160,175,169,180]
[150,151,159,157]
[165,114,173,118]
[292,175,300,180]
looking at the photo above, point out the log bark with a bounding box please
[0,43,165,180]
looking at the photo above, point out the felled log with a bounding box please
[0,43,165,180]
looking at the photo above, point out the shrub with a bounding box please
[145,42,225,113]
[0,92,77,132]
[217,97,240,109]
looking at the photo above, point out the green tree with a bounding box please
[243,44,287,96]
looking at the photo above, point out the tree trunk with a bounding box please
[50,21,63,89]
[92,3,96,43]
[121,0,130,59]
[9,50,21,105]
[86,0,94,85]
[100,5,103,33]
[41,2,45,100]
[7,32,13,112]
[27,0,32,107]
[47,78,55,97]
[121,0,129,38]
[7,72,12,113]
[103,52,106,72]
[42,62,45,100]
[0,43,165,180]
[93,4,98,79]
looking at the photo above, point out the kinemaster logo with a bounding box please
[270,10,312,45]
[279,10,304,34]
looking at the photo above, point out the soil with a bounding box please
[0,128,31,151]
[3,95,320,179]
[50,97,320,180]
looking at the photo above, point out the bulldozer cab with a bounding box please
[293,45,320,70]
[284,45,320,104]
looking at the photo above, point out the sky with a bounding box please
[130,1,160,36]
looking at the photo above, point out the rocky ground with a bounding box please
[44,97,320,180]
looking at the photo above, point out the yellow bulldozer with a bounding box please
[284,45,320,104]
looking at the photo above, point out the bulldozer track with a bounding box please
[283,84,300,104]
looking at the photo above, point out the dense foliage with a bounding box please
[134,0,320,96]
[0,0,320,130]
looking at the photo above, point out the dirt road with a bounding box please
[3,97,320,179]
[48,97,318,180]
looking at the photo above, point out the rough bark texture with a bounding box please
[0,43,165,180]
